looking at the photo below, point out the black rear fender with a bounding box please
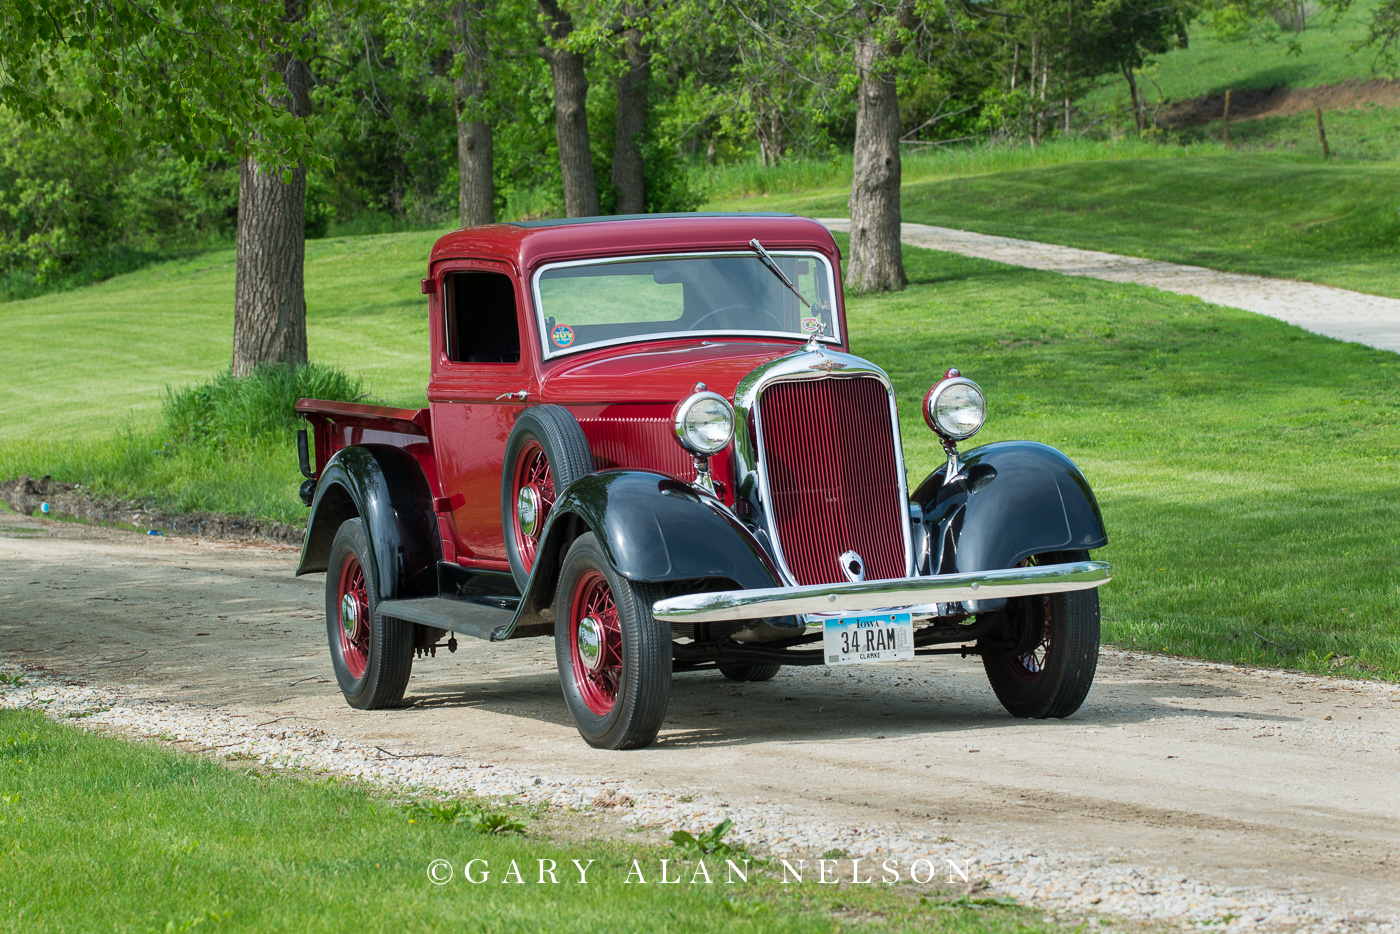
[296,445,441,602]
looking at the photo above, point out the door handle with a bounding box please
[495,390,529,401]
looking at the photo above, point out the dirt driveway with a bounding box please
[1,511,1396,923]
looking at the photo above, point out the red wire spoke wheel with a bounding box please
[568,569,623,715]
[324,518,415,710]
[336,553,371,680]
[1000,595,1052,685]
[553,533,670,749]
[510,440,555,573]
[980,550,1101,719]
[501,406,595,591]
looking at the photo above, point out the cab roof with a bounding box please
[428,212,842,273]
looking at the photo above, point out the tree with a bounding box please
[847,0,914,293]
[539,0,600,216]
[611,5,652,214]
[2,1,320,375]
[232,0,314,377]
[453,0,496,226]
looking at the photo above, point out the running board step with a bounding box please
[376,595,519,641]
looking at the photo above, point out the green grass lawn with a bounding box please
[723,153,1400,299]
[0,708,1046,933]
[1,231,1396,679]
[1083,0,1391,109]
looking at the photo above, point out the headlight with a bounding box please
[673,390,735,455]
[924,370,986,442]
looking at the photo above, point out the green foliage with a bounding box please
[670,819,746,857]
[404,799,528,834]
[162,364,365,450]
[0,2,317,172]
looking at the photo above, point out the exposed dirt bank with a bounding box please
[0,474,303,544]
[1161,79,1400,128]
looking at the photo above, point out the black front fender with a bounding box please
[913,441,1107,582]
[295,445,441,603]
[521,471,783,616]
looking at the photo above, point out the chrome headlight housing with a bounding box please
[673,390,735,455]
[924,370,986,442]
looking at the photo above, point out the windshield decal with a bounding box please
[550,324,575,347]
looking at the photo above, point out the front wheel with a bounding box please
[979,551,1100,719]
[554,533,670,749]
[326,518,415,709]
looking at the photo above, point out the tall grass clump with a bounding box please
[163,363,366,449]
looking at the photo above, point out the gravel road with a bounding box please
[1,511,1396,931]
[820,219,1400,354]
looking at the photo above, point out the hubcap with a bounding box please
[577,615,603,670]
[569,570,622,715]
[517,486,541,538]
[341,592,358,637]
[336,553,370,681]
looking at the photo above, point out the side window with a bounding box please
[444,271,521,364]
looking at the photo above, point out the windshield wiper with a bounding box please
[749,238,812,309]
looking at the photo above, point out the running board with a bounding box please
[376,594,519,641]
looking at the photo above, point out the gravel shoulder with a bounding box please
[1,511,1397,931]
[821,219,1400,354]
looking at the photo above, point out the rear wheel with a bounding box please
[979,550,1100,719]
[554,533,670,749]
[326,518,415,709]
[719,663,781,682]
[502,406,595,591]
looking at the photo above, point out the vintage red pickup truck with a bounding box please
[295,212,1110,749]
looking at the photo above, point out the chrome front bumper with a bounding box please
[651,560,1111,624]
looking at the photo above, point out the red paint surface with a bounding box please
[758,377,906,586]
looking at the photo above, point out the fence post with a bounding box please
[1314,100,1331,160]
[1224,90,1232,150]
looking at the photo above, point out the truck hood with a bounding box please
[540,339,815,404]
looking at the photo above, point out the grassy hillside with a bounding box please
[0,232,439,445]
[1088,0,1392,108]
[2,230,1396,679]
[705,149,1400,298]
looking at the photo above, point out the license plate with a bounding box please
[822,612,915,666]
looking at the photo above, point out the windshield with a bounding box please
[533,251,839,358]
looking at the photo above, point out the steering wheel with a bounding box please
[688,304,787,333]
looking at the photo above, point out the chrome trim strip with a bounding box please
[651,561,1112,623]
[531,250,841,360]
[732,348,915,586]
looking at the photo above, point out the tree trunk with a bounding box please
[232,0,311,377]
[847,27,907,294]
[1122,64,1144,132]
[538,0,599,217]
[611,11,650,215]
[453,0,494,227]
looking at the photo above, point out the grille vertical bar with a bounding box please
[757,377,907,586]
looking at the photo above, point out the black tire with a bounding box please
[554,533,670,749]
[719,663,781,682]
[979,550,1100,719]
[502,405,595,591]
[325,518,415,709]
